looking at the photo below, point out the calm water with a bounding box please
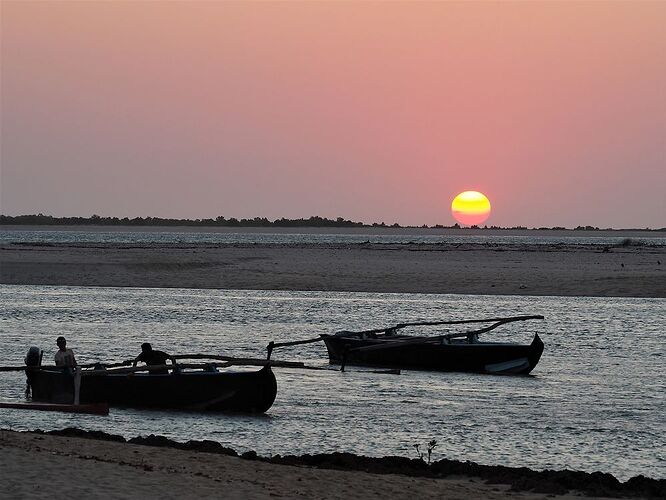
[0,285,664,480]
[1,228,665,246]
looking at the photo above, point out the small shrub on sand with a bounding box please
[413,439,438,465]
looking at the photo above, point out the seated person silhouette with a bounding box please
[55,336,77,368]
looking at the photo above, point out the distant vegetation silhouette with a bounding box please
[1,214,368,228]
[0,214,663,231]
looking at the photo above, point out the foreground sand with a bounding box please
[0,429,629,500]
[1,240,664,297]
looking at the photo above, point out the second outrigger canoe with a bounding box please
[322,315,544,375]
[268,315,545,375]
[321,332,544,375]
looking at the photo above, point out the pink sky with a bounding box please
[1,1,664,228]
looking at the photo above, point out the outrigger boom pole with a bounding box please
[266,315,544,361]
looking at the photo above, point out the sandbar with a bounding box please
[1,237,664,297]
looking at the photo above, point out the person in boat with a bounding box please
[132,343,176,374]
[55,336,77,368]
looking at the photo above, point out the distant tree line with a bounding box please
[0,214,370,228]
[0,214,663,231]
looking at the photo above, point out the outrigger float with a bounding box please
[268,315,545,375]
[0,401,109,415]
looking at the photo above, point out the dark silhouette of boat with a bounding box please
[322,333,543,375]
[24,353,277,413]
[322,315,544,374]
[268,315,544,375]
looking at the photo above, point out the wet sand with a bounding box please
[2,429,659,499]
[1,240,664,297]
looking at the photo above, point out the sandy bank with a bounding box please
[1,429,662,499]
[1,241,664,297]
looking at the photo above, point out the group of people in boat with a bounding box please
[54,336,175,373]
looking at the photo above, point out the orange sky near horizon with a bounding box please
[1,1,664,228]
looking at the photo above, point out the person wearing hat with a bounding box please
[55,336,77,367]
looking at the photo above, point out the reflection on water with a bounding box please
[0,285,664,480]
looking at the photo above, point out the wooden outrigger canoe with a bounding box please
[4,350,278,414]
[268,315,545,375]
[321,332,544,375]
[24,363,277,413]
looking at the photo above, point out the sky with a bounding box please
[1,1,664,228]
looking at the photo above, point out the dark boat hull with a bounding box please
[27,365,277,413]
[321,334,544,375]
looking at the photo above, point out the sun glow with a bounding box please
[451,191,491,226]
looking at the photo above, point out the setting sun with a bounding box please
[451,191,491,226]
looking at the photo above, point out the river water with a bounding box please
[0,285,663,480]
[1,228,665,246]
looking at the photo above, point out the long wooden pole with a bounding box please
[0,361,131,372]
[1,359,398,376]
[348,315,544,335]
[173,354,305,368]
[0,356,303,374]
[73,367,81,404]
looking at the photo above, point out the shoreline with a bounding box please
[1,428,663,499]
[1,240,664,297]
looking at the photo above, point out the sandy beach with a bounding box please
[1,236,664,297]
[2,429,660,500]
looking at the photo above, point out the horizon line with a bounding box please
[0,214,664,232]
